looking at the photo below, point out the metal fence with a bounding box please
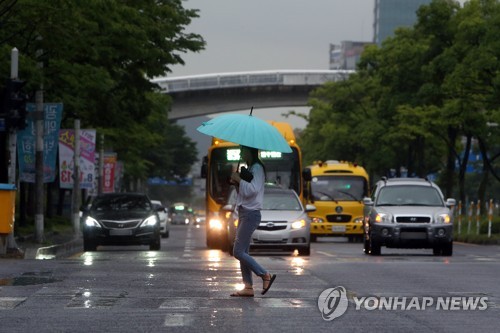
[455,199,499,237]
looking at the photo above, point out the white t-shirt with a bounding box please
[236,163,265,210]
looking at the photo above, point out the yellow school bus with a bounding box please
[304,160,369,242]
[201,122,306,249]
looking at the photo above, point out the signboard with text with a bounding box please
[58,129,96,189]
[17,103,63,183]
[102,153,117,193]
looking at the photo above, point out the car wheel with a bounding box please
[150,235,161,251]
[369,234,381,255]
[442,242,453,256]
[165,230,169,238]
[207,237,214,249]
[298,245,310,256]
[83,238,97,252]
[434,242,453,256]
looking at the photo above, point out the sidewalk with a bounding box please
[1,229,82,260]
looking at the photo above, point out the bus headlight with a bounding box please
[311,217,324,223]
[353,217,363,223]
[209,218,223,230]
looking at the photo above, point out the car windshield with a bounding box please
[376,185,444,206]
[263,191,302,211]
[92,195,152,212]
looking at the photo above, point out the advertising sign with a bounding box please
[58,129,96,189]
[102,153,117,193]
[17,103,63,183]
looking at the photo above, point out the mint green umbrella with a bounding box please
[197,110,292,153]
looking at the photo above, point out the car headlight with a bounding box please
[436,214,451,224]
[209,218,223,230]
[353,217,363,223]
[375,213,391,223]
[84,216,101,228]
[291,219,306,229]
[233,219,239,227]
[140,215,158,227]
[311,217,324,223]
[185,218,190,224]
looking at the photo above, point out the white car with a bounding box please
[225,184,316,256]
[151,200,170,238]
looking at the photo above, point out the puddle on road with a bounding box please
[0,272,61,286]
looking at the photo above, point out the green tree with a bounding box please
[0,0,204,185]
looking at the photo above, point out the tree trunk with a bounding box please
[458,134,472,213]
[444,126,457,203]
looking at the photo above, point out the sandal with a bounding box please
[230,287,254,297]
[261,273,277,295]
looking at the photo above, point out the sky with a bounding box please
[171,0,375,132]
[171,1,468,162]
[170,0,374,77]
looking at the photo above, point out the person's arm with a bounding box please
[238,164,264,198]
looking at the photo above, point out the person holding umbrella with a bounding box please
[197,109,291,297]
[229,145,276,297]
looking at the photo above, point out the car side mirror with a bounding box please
[363,197,374,206]
[201,156,208,178]
[305,204,316,212]
[445,198,456,207]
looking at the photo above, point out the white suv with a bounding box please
[363,178,456,256]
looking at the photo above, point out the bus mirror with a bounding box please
[302,168,312,182]
[201,156,208,178]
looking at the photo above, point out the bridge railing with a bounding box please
[152,70,354,93]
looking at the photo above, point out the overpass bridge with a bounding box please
[152,70,354,120]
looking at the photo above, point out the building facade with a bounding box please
[373,0,432,45]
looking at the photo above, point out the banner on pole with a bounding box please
[102,153,117,193]
[17,103,63,183]
[58,129,96,189]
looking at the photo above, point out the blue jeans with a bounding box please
[233,207,267,286]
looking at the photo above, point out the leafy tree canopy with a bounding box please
[0,0,204,182]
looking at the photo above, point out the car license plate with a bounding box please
[258,234,281,241]
[109,229,133,236]
[332,225,346,232]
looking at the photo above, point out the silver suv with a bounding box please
[363,178,456,256]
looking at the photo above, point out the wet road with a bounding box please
[0,224,499,332]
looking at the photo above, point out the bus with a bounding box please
[201,122,306,249]
[304,160,369,242]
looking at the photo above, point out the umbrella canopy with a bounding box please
[197,113,292,153]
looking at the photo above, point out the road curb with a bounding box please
[25,237,83,260]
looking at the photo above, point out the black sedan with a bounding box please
[81,193,161,251]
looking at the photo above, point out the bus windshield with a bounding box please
[209,146,301,204]
[310,175,367,201]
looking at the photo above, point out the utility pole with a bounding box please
[6,48,19,251]
[98,134,104,194]
[71,118,80,237]
[34,47,44,243]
